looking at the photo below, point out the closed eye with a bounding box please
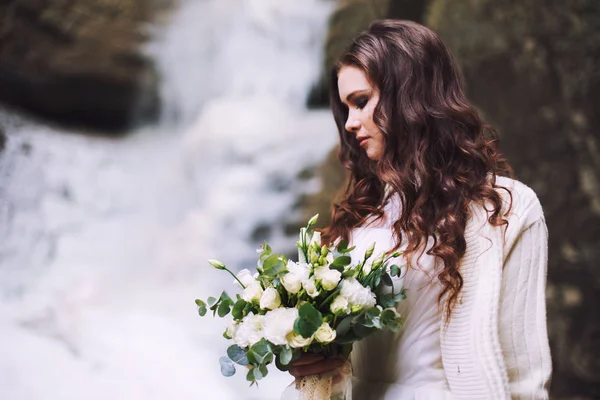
[355,97,368,110]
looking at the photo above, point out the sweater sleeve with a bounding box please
[499,217,552,399]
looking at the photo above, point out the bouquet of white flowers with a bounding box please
[195,214,405,400]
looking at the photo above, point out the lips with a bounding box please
[356,136,369,147]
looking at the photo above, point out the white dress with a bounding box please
[349,193,453,400]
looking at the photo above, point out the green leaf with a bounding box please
[259,363,269,378]
[250,339,273,364]
[294,303,323,338]
[335,315,354,336]
[219,291,232,302]
[352,322,375,338]
[262,254,286,277]
[381,308,403,332]
[219,356,235,377]
[218,299,233,317]
[246,349,258,364]
[381,273,393,287]
[332,256,352,267]
[207,296,217,306]
[335,332,361,344]
[227,345,249,366]
[279,346,293,366]
[232,299,248,320]
[379,293,400,308]
[195,299,207,316]
[341,268,356,279]
[336,240,348,253]
[246,367,257,382]
[390,265,401,277]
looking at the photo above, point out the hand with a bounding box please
[288,353,346,378]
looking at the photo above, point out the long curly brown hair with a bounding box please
[321,20,513,319]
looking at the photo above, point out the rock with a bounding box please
[311,1,599,396]
[0,0,172,133]
[428,2,600,396]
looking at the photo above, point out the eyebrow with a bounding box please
[342,89,369,104]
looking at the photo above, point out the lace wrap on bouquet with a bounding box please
[282,360,352,400]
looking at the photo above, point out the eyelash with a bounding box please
[356,98,368,110]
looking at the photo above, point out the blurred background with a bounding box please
[0,0,598,399]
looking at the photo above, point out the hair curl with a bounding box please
[321,20,513,320]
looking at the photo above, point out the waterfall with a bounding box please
[0,0,337,399]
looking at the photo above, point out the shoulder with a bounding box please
[493,176,545,230]
[466,176,546,251]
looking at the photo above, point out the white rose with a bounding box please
[314,322,336,344]
[262,308,298,346]
[302,277,320,298]
[281,261,310,294]
[340,278,376,308]
[242,281,264,303]
[259,287,281,310]
[314,266,342,291]
[330,295,350,315]
[233,314,264,347]
[235,269,255,287]
[286,332,313,348]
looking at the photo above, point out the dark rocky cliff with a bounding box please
[308,1,600,398]
[0,0,171,132]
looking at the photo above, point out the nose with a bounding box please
[345,114,360,133]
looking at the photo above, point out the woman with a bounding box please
[289,20,552,399]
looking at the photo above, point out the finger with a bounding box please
[289,358,345,378]
[290,353,325,366]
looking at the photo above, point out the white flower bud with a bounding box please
[310,231,322,247]
[259,287,281,310]
[314,322,336,344]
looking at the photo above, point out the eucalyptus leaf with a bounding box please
[227,345,249,366]
[294,303,323,338]
[280,346,293,365]
[246,349,258,365]
[219,356,236,377]
[218,300,232,317]
[259,363,269,378]
[335,315,354,336]
[382,273,393,286]
[250,339,273,364]
[263,254,286,277]
[352,322,375,338]
[332,255,351,267]
[336,240,348,253]
[390,265,401,277]
[195,299,207,316]
[232,299,247,320]
[207,296,217,306]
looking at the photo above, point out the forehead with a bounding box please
[337,66,372,98]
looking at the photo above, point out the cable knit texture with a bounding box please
[440,176,552,399]
[349,176,552,399]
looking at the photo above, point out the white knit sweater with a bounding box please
[440,176,552,399]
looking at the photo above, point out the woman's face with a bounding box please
[337,66,385,161]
